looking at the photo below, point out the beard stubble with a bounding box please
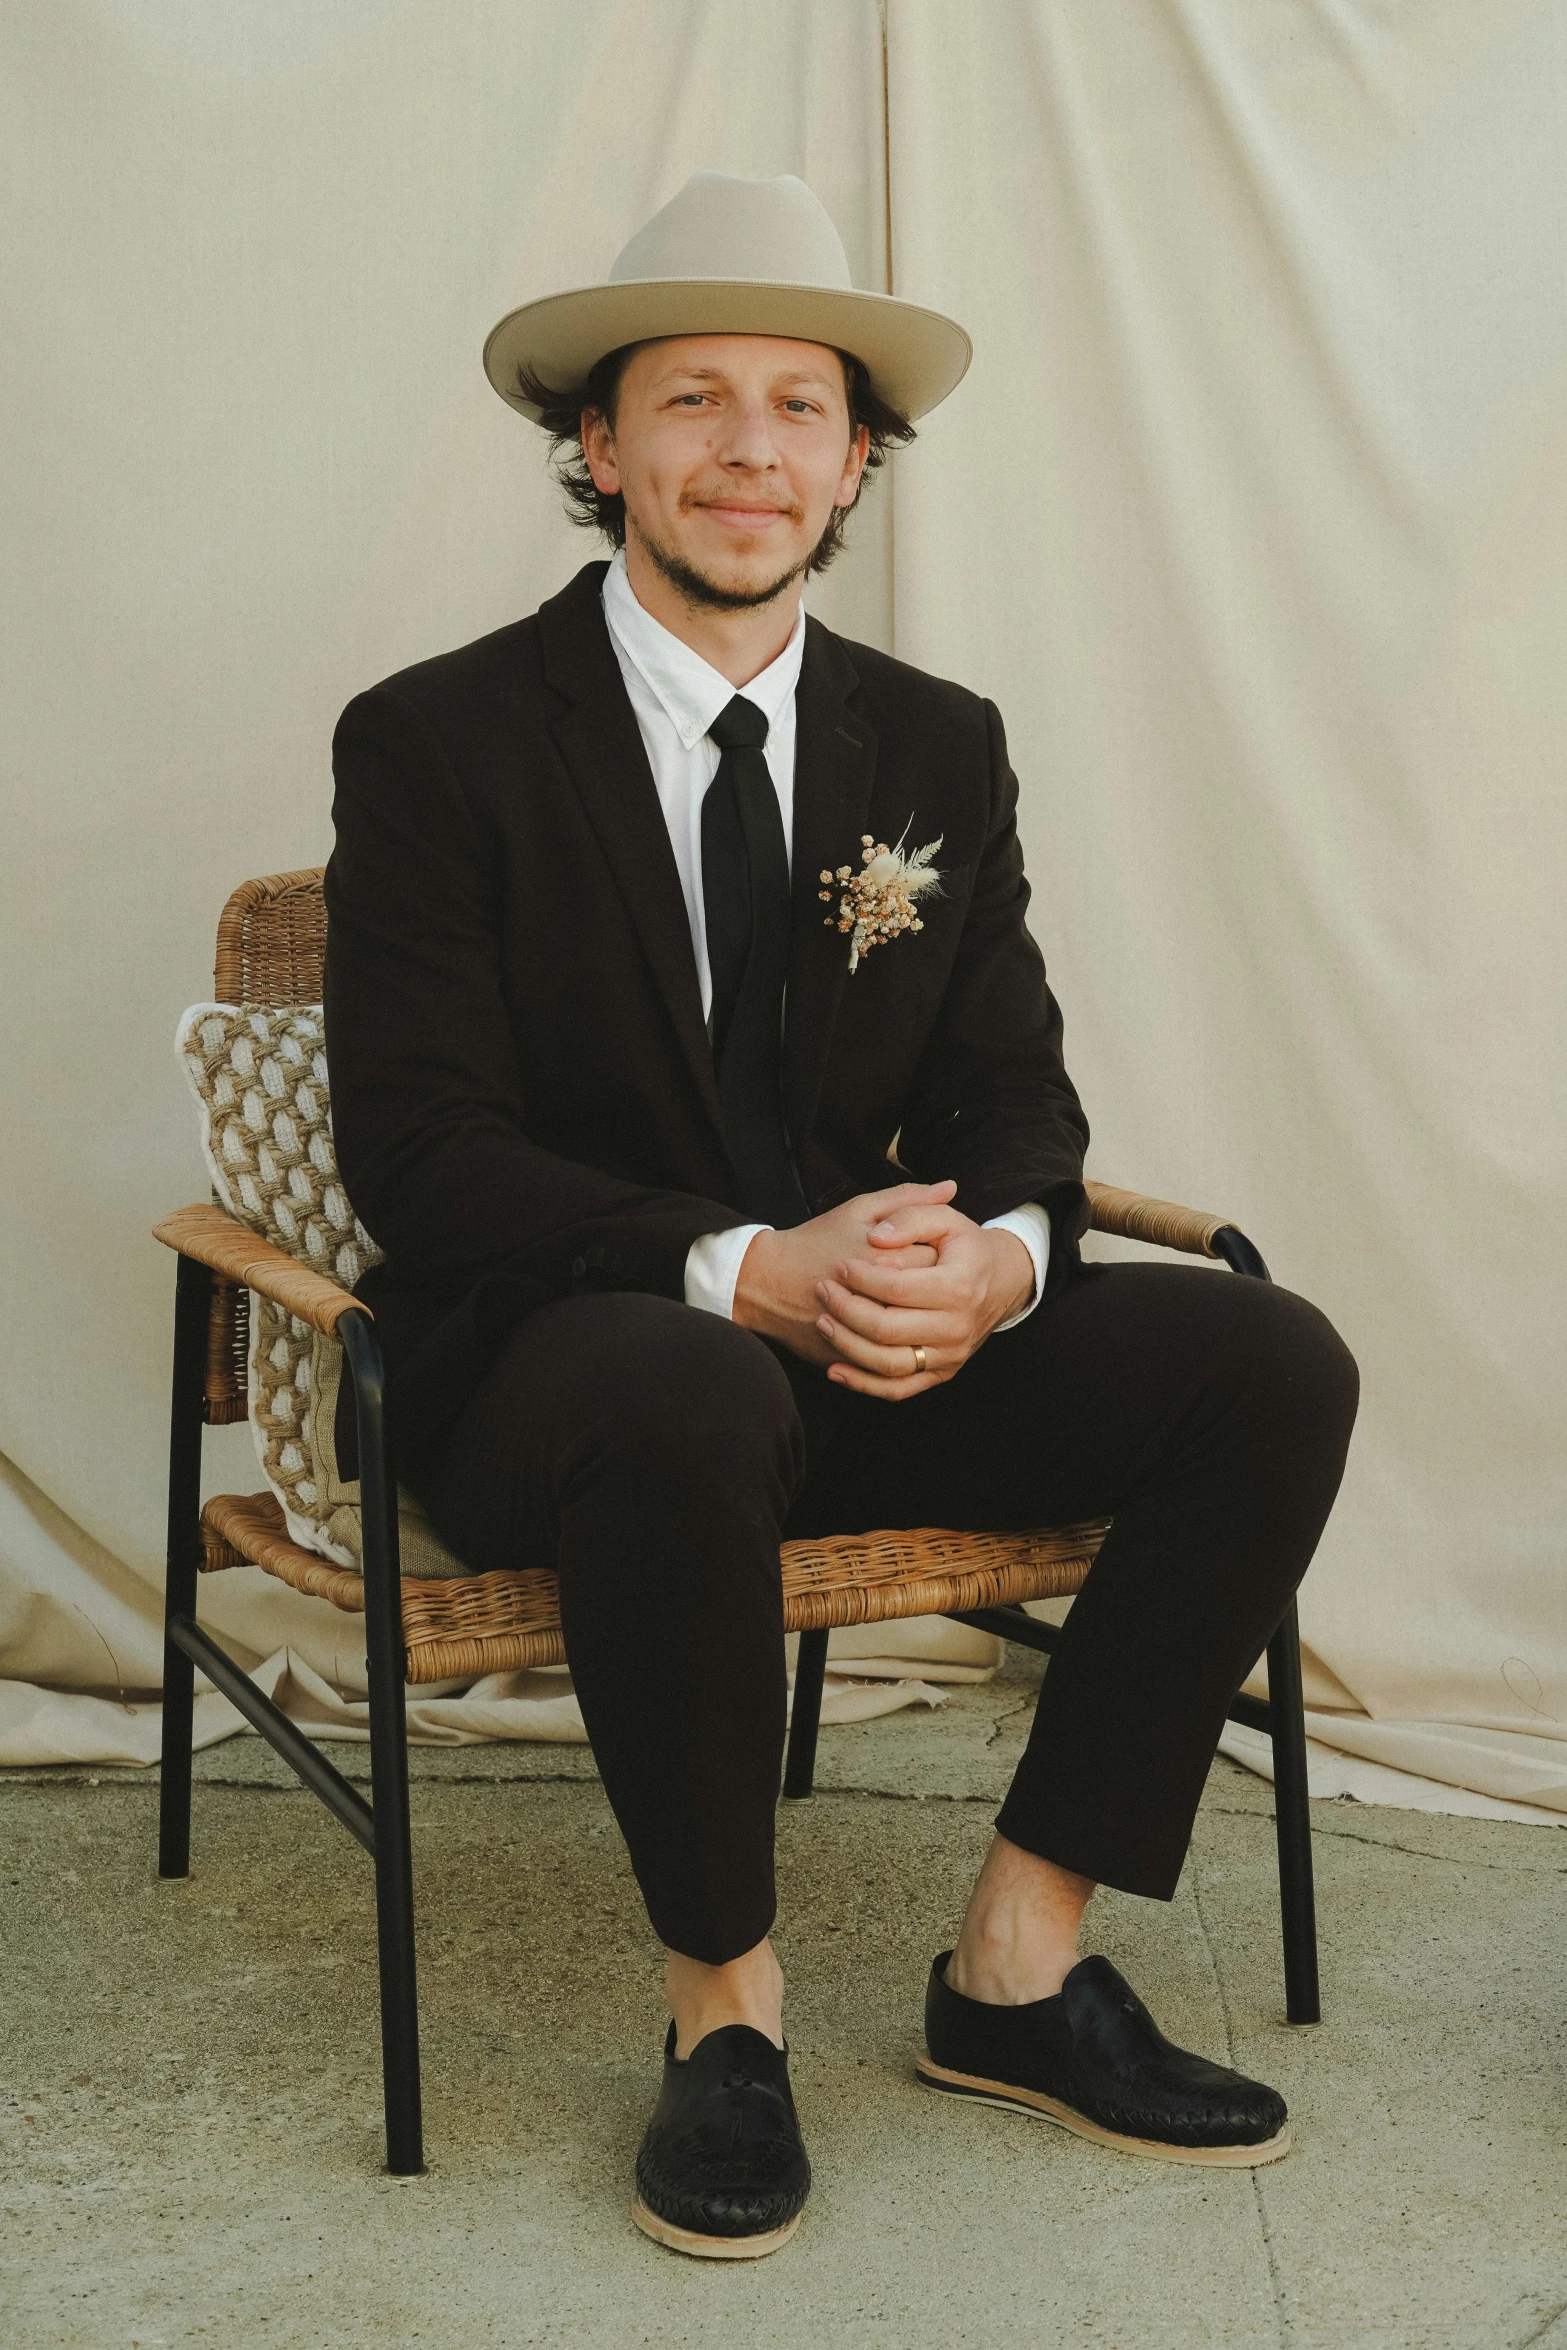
[630,501,837,614]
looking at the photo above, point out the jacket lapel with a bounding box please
[784,620,877,1153]
[538,566,723,1136]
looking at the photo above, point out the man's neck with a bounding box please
[621,536,803,689]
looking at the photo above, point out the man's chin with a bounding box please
[638,527,809,614]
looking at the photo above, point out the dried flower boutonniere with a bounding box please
[819,825,945,974]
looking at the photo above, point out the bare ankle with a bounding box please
[947,1835,1096,2007]
[945,1933,1076,2006]
[666,1936,784,2058]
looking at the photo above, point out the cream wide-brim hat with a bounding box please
[483,171,972,425]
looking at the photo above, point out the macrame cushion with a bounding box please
[174,1003,466,1578]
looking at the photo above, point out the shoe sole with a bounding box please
[630,2196,803,2260]
[914,2055,1292,2167]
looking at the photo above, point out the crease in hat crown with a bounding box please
[608,173,853,290]
[483,170,971,425]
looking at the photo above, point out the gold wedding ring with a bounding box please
[912,1346,927,1375]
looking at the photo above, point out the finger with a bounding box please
[819,1271,954,1334]
[867,1206,969,1249]
[859,1243,939,1274]
[815,1309,955,1379]
[830,1258,957,1308]
[861,1178,958,1218]
[815,1283,948,1350]
[826,1259,939,1297]
[826,1360,941,1401]
[838,1246,937,1278]
[816,1312,920,1374]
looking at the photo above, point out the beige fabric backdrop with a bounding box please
[0,0,996,1764]
[885,0,1567,1819]
[4,2,1564,1816]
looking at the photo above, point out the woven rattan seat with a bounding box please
[154,865,1321,2180]
[179,867,1226,1676]
[199,1488,1109,1683]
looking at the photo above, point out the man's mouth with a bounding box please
[691,501,796,526]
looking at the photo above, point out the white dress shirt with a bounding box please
[600,550,1049,1326]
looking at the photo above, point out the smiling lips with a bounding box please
[692,499,798,527]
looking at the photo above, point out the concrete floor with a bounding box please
[4,1655,1566,2350]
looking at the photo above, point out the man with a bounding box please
[325,173,1357,2258]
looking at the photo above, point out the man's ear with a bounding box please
[582,408,620,495]
[835,422,871,510]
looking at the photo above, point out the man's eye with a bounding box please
[782,400,816,415]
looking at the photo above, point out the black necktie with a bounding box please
[702,695,809,1228]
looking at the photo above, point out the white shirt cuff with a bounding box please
[685,1223,770,1320]
[983,1202,1051,1330]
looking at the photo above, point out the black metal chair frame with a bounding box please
[157,1221,1318,2181]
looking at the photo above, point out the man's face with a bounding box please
[582,334,870,611]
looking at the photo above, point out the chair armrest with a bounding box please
[1084,1179,1237,1260]
[153,1203,368,1338]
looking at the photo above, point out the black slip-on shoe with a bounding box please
[917,1952,1291,2167]
[632,2022,811,2259]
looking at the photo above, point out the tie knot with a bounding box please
[708,694,769,754]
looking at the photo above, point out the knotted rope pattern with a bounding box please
[176,1003,382,1555]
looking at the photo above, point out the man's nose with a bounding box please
[716,405,781,468]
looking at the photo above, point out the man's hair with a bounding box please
[515,343,916,576]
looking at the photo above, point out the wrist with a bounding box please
[731,1228,779,1334]
[985,1229,1036,1326]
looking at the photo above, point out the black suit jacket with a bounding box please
[324,560,1089,1445]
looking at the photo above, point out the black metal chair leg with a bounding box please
[158,1253,211,1880]
[1217,1229,1322,2023]
[1266,1599,1320,2024]
[342,1311,424,2175]
[782,1627,830,1799]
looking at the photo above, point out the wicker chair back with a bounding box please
[214,867,327,1006]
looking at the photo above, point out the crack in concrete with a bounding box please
[1275,1817,1567,1876]
[1191,1867,1291,2348]
[1248,2166,1292,2350]
[794,1785,1001,1806]
[22,1778,1567,1876]
[3,1773,1014,1811]
[187,1768,604,1797]
[1516,2302,1567,2348]
[168,1772,1011,1805]
[981,1695,1035,1752]
[1188,1867,1239,2068]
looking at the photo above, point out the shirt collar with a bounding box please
[602,548,805,751]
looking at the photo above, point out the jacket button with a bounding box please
[571,1256,587,1279]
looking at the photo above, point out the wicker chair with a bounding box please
[154,869,1320,2178]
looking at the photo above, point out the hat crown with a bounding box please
[607,172,854,294]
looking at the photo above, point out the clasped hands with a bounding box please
[733,1180,1035,1401]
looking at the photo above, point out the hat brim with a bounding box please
[483,278,971,425]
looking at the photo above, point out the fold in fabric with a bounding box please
[1219,1716,1567,1826]
[886,0,1567,1831]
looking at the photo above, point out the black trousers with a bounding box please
[404,1262,1358,1966]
